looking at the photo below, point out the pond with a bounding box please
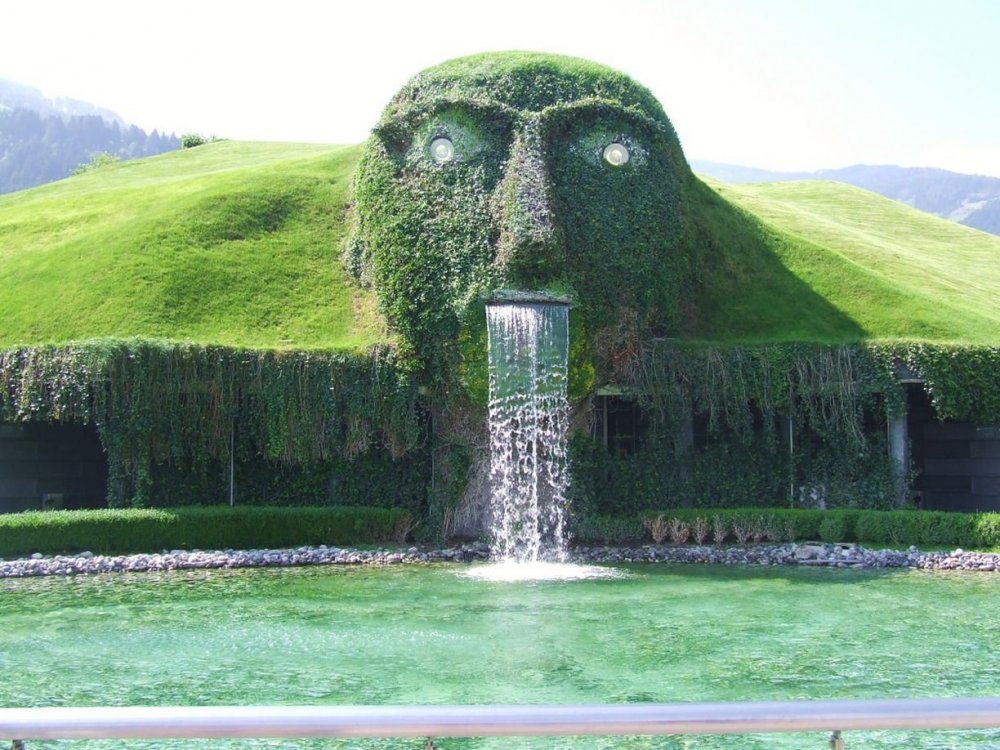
[3,563,1000,749]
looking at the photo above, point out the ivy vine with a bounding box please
[0,340,422,507]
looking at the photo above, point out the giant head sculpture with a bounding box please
[345,52,694,391]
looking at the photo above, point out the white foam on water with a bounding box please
[460,560,626,583]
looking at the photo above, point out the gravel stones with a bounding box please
[1,541,996,579]
[0,544,489,579]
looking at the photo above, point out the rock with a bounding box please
[2,539,1000,580]
[794,544,823,561]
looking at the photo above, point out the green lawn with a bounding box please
[0,141,384,349]
[2,141,998,350]
[690,177,1000,345]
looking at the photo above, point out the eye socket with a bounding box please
[603,142,630,167]
[430,137,455,164]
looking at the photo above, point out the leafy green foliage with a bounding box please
[854,510,974,547]
[575,507,1000,549]
[71,151,121,175]
[567,343,902,514]
[227,451,429,514]
[0,506,411,556]
[3,56,1000,528]
[180,133,225,149]
[0,340,422,507]
[181,133,207,149]
[345,52,694,388]
[569,340,1000,519]
[818,514,851,543]
[891,343,1000,422]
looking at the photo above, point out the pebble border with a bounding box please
[1,542,998,579]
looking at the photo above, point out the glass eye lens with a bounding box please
[430,137,455,163]
[603,143,630,166]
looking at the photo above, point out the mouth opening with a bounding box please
[486,289,571,306]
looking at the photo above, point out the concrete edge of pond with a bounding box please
[1,542,998,579]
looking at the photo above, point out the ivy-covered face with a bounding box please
[345,53,692,386]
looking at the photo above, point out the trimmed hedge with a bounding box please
[572,508,1000,550]
[0,506,413,557]
[9,506,1000,558]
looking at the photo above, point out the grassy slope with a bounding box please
[689,178,1000,345]
[0,141,384,349]
[2,141,999,349]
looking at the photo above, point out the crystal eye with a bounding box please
[430,137,455,164]
[603,143,630,167]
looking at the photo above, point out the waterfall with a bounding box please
[486,302,570,562]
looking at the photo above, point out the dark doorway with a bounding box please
[0,423,108,513]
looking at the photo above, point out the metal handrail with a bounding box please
[3,698,1000,742]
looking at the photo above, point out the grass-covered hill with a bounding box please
[2,140,999,350]
[0,141,384,350]
[688,178,1000,345]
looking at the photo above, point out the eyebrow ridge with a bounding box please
[374,98,519,140]
[539,99,666,133]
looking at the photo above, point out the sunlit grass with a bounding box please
[704,178,1000,344]
[2,142,998,350]
[0,141,384,349]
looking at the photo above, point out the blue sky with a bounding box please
[2,0,998,177]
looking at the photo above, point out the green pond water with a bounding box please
[2,563,1000,749]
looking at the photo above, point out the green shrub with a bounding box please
[181,133,206,149]
[854,510,977,547]
[853,511,896,544]
[569,515,644,545]
[625,507,1000,549]
[973,514,1000,548]
[571,508,828,544]
[0,506,412,557]
[635,508,828,544]
[818,515,847,543]
[72,151,121,175]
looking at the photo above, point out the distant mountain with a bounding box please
[691,160,1000,237]
[0,78,179,195]
[0,79,125,125]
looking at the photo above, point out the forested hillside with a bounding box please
[0,79,178,194]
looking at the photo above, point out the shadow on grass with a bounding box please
[682,177,867,344]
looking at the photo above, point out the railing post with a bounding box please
[829,729,844,749]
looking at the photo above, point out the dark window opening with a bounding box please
[906,383,1000,512]
[0,422,108,513]
[592,396,648,456]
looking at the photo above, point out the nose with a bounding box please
[492,118,564,286]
